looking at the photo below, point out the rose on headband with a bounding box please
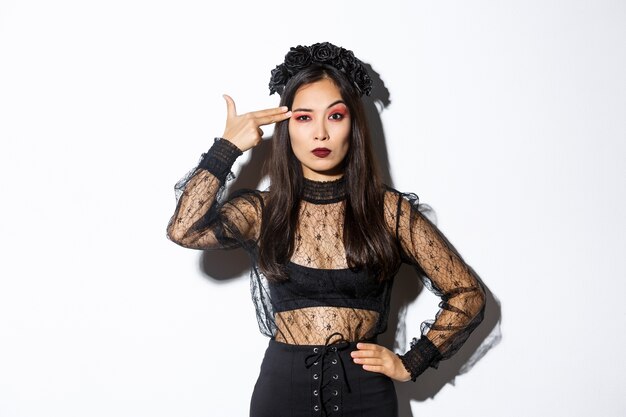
[269,65,289,96]
[283,45,312,75]
[310,42,341,65]
[350,67,373,96]
[268,42,372,97]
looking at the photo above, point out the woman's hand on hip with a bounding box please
[221,94,291,152]
[351,342,412,382]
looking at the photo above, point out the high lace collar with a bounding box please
[301,176,347,204]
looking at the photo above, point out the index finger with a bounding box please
[250,105,290,118]
[256,111,292,127]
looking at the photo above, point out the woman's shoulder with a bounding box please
[380,185,422,233]
[382,184,420,208]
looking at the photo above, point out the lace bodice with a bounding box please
[167,138,485,380]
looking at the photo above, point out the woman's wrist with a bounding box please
[397,336,442,382]
[219,136,246,153]
[197,137,243,183]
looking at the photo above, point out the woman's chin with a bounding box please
[302,167,345,181]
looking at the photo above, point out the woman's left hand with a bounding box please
[351,343,411,382]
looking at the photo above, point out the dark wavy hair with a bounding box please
[259,64,399,282]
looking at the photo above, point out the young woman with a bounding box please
[167,42,486,417]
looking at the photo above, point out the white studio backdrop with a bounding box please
[1,1,625,416]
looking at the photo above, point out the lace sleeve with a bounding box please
[166,138,262,250]
[386,190,486,381]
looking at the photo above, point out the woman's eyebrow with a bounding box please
[292,100,346,113]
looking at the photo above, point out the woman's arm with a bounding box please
[351,190,485,382]
[166,138,256,249]
[166,95,291,250]
[393,191,486,381]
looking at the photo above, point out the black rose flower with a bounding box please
[269,64,289,95]
[283,45,312,75]
[310,42,341,65]
[350,66,373,96]
[337,48,358,74]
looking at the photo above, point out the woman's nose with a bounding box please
[314,121,329,141]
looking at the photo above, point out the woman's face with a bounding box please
[288,78,351,181]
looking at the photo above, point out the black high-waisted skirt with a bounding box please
[250,338,398,417]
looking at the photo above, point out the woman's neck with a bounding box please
[301,176,347,204]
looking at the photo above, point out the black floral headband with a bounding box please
[268,42,373,97]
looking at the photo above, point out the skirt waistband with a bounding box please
[268,335,378,352]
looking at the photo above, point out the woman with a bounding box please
[167,42,486,417]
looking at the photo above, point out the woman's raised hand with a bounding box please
[221,94,292,152]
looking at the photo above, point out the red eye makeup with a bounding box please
[291,101,350,122]
[327,104,349,121]
[292,113,311,122]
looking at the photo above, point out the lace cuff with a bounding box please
[397,336,443,382]
[198,138,243,183]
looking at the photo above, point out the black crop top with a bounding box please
[166,138,486,381]
[271,262,392,313]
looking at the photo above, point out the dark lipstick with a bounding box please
[312,148,331,158]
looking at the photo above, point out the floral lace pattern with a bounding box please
[167,138,485,378]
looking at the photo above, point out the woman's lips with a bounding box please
[312,148,331,158]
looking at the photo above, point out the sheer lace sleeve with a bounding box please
[166,138,262,251]
[385,190,486,381]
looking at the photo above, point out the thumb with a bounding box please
[222,94,237,118]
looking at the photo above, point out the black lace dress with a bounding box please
[167,138,486,417]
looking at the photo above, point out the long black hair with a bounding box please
[259,64,399,282]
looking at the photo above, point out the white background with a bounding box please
[1,1,625,416]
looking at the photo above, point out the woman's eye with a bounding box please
[329,112,344,120]
[295,115,311,121]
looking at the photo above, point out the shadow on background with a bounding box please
[197,63,502,417]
